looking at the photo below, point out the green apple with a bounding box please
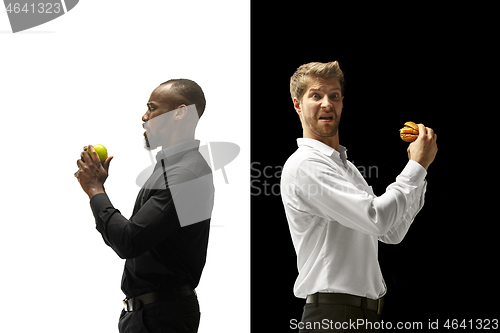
[87,144,108,164]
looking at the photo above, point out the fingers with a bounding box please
[76,148,85,179]
[86,144,99,164]
[79,145,97,167]
[77,144,102,175]
[80,150,89,163]
[416,124,438,142]
[76,145,95,180]
[426,127,437,142]
[75,156,83,179]
[417,124,427,137]
[421,127,437,143]
[103,156,113,172]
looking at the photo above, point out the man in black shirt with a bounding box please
[75,79,214,333]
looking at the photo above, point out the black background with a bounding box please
[251,4,495,332]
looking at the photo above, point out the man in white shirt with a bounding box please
[281,61,437,332]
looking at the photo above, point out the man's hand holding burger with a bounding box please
[401,122,438,170]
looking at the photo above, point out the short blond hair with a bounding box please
[290,61,345,102]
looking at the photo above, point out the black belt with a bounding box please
[306,293,384,315]
[123,286,196,312]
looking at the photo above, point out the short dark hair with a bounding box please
[160,78,206,118]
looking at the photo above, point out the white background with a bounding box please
[0,1,250,332]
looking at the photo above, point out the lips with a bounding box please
[319,113,334,122]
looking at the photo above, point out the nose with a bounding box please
[142,110,150,123]
[321,96,333,109]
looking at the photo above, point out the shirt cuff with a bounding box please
[400,160,427,185]
[90,193,113,218]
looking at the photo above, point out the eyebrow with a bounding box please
[309,87,341,92]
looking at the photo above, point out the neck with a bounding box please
[161,134,195,150]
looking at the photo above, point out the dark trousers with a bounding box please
[118,294,200,333]
[299,303,381,332]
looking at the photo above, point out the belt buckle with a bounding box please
[123,298,142,311]
[123,298,136,312]
[123,298,130,312]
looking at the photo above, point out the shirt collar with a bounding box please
[156,139,200,163]
[296,138,349,168]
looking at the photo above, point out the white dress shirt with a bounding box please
[280,138,427,300]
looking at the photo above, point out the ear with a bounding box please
[174,104,188,119]
[293,97,302,117]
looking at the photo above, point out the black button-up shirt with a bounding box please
[90,140,214,298]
